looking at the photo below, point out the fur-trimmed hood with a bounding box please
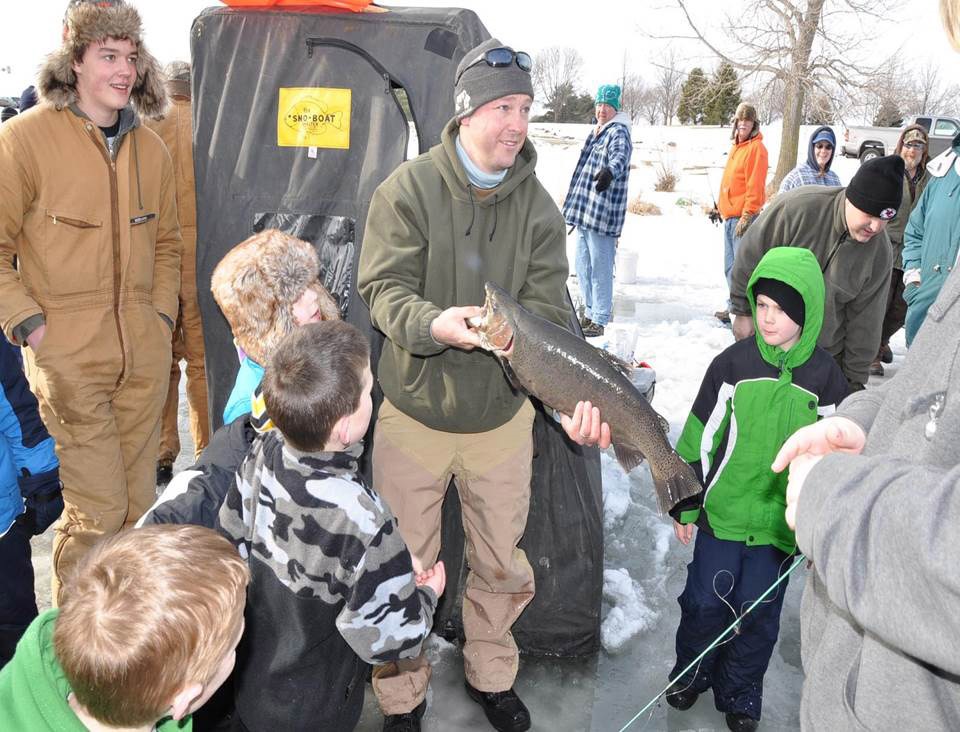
[38,1,167,118]
[211,229,340,366]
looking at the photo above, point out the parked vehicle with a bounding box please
[842,115,960,162]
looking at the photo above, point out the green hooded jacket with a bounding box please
[0,609,191,731]
[675,247,849,553]
[358,119,569,433]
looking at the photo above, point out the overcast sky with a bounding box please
[2,1,956,101]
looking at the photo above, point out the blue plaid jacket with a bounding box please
[562,112,633,237]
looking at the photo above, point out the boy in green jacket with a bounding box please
[0,525,248,731]
[665,247,848,732]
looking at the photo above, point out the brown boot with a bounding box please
[879,343,893,364]
[714,309,731,324]
[869,359,884,377]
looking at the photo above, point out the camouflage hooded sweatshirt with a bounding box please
[218,430,437,730]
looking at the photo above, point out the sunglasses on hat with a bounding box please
[456,47,533,85]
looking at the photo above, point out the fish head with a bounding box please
[473,281,519,356]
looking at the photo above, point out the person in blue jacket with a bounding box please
[0,333,61,667]
[902,132,960,345]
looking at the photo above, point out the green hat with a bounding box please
[595,84,621,111]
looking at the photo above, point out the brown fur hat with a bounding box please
[731,102,759,140]
[211,229,340,366]
[38,1,167,118]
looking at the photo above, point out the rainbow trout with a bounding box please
[471,282,701,515]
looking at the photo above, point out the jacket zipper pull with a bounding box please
[52,215,57,225]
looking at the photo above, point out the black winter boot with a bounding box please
[725,712,759,732]
[465,681,531,732]
[382,700,426,732]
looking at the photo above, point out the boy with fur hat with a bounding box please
[0,0,180,602]
[666,247,847,732]
[211,228,339,426]
[218,320,445,731]
[0,523,249,731]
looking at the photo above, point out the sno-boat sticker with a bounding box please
[278,88,351,149]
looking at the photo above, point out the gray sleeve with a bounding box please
[796,452,960,675]
[840,241,893,385]
[335,520,437,664]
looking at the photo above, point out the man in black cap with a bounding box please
[730,155,905,391]
[359,37,603,732]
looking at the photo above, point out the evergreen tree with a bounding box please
[873,98,903,127]
[534,82,598,123]
[677,67,709,125]
[704,63,741,126]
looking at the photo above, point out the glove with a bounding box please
[16,467,63,536]
[594,167,614,193]
[734,213,754,238]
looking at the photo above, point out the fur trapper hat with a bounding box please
[38,1,167,118]
[731,102,759,140]
[211,229,340,366]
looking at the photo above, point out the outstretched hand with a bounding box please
[771,417,866,473]
[673,520,694,545]
[430,306,482,350]
[415,560,446,597]
[561,400,612,449]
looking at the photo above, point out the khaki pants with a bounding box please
[371,398,536,715]
[159,229,209,463]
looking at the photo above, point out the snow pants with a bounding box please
[575,227,617,326]
[0,521,36,667]
[370,397,536,715]
[670,531,790,722]
[158,229,209,464]
[25,305,172,605]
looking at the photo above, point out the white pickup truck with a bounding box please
[842,115,960,162]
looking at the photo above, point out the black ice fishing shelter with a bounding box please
[191,4,604,657]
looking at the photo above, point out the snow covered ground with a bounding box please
[32,122,905,731]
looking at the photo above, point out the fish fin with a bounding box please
[594,347,633,379]
[648,453,704,517]
[613,442,647,473]
[499,356,523,393]
[657,413,670,435]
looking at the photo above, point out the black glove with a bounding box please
[594,167,614,193]
[16,467,63,536]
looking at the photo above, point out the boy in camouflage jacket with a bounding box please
[218,321,445,731]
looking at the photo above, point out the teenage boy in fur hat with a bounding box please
[666,248,847,732]
[358,37,608,732]
[730,155,905,392]
[0,0,180,603]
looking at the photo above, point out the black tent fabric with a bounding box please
[191,4,603,658]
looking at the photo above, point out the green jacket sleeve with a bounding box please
[358,182,446,357]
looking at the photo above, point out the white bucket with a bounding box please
[617,250,639,285]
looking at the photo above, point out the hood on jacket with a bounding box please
[597,110,632,134]
[746,246,825,372]
[38,1,166,119]
[805,125,836,176]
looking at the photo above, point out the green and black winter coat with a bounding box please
[673,247,849,554]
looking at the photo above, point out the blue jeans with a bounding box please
[723,218,742,309]
[670,531,790,721]
[574,227,617,326]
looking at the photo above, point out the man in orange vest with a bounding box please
[714,103,768,324]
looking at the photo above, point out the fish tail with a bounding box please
[649,453,702,517]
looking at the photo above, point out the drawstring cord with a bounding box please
[489,194,499,242]
[465,185,476,237]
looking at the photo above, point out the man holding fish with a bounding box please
[358,38,610,732]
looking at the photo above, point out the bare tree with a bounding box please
[620,72,649,123]
[639,88,661,125]
[652,46,685,125]
[667,0,895,186]
[531,47,584,123]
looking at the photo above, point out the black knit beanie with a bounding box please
[454,38,534,119]
[845,155,906,220]
[753,278,805,327]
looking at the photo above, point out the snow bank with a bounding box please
[601,568,659,654]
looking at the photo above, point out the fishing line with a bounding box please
[616,553,807,732]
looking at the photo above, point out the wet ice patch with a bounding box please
[601,453,634,529]
[601,568,658,654]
